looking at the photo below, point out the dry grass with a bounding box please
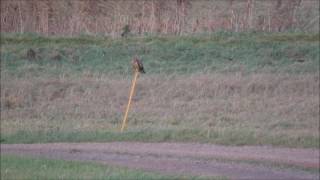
[1,72,319,146]
[1,32,318,147]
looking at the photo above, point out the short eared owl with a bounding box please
[132,57,145,73]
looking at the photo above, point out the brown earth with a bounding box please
[1,142,319,179]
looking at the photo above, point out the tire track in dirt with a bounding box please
[1,142,319,179]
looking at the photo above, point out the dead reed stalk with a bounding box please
[1,0,318,36]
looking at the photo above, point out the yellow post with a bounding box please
[120,70,139,132]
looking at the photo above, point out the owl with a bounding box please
[132,57,145,73]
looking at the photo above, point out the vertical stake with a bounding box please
[120,70,139,132]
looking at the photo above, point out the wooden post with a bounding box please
[120,70,139,132]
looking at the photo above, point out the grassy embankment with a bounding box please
[1,32,319,148]
[1,154,208,180]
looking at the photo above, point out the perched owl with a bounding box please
[132,57,145,73]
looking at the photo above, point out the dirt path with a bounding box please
[1,142,319,179]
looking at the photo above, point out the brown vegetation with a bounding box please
[1,0,319,36]
[1,73,318,141]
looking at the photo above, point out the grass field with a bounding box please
[1,154,206,180]
[1,32,319,148]
[2,32,319,75]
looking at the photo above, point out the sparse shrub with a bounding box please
[26,49,36,61]
[121,25,131,38]
[4,95,22,109]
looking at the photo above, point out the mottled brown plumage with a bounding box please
[132,57,145,73]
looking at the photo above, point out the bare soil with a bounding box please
[1,142,319,179]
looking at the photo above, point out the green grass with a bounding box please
[1,32,319,148]
[2,128,318,148]
[1,32,319,77]
[1,154,208,180]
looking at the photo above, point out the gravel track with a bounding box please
[1,142,319,179]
